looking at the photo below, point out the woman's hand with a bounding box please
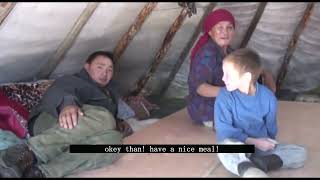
[261,69,276,93]
[197,83,221,97]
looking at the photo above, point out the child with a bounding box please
[214,48,307,177]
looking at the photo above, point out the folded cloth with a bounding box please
[117,99,135,120]
[0,90,29,138]
[123,95,159,120]
[0,129,24,150]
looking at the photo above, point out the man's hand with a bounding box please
[59,105,84,129]
[116,119,133,137]
[246,137,277,152]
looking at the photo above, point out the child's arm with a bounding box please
[214,89,248,143]
[265,95,278,139]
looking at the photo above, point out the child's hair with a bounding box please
[224,48,262,83]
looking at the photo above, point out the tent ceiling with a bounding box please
[0,2,319,97]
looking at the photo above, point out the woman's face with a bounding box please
[208,21,235,48]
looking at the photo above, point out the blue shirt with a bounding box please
[214,83,278,142]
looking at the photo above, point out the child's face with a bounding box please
[222,61,246,92]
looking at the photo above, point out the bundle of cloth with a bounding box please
[0,90,29,150]
[0,80,54,150]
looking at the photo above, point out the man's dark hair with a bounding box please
[85,51,115,65]
[224,48,262,83]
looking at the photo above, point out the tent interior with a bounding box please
[0,2,319,177]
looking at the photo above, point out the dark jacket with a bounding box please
[28,69,119,133]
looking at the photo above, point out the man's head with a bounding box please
[84,51,114,87]
[222,48,262,92]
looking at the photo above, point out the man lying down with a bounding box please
[0,51,136,178]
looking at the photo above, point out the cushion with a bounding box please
[0,80,54,112]
[0,90,30,138]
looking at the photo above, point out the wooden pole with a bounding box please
[240,2,267,48]
[113,2,158,65]
[0,3,16,26]
[276,3,315,95]
[131,7,190,96]
[37,3,99,79]
[158,3,217,96]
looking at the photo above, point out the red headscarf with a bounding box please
[190,9,235,61]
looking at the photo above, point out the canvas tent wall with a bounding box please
[0,2,319,99]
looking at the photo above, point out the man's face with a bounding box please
[209,21,235,48]
[84,55,113,87]
[222,61,242,92]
